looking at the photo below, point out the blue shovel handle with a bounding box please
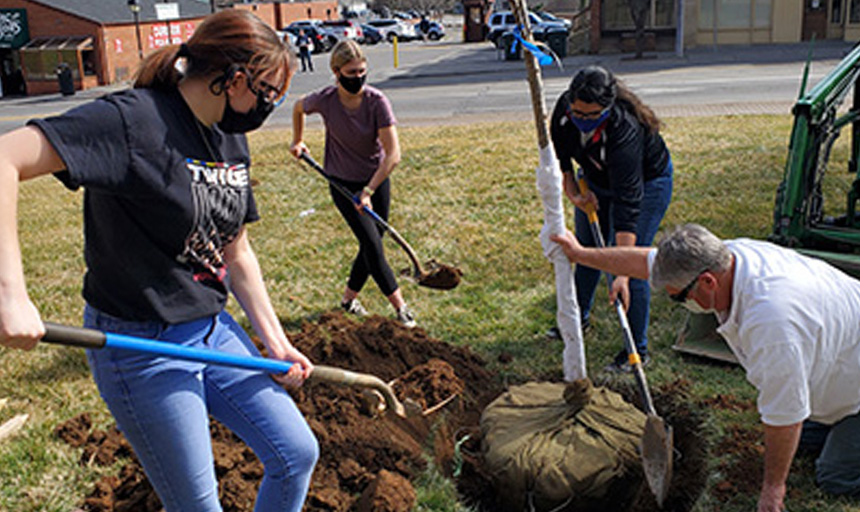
[41,322,408,417]
[43,322,294,373]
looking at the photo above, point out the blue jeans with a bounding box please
[801,413,860,496]
[84,306,319,512]
[574,160,674,356]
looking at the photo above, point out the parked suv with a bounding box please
[284,24,332,53]
[365,18,418,43]
[414,19,445,40]
[359,23,383,44]
[535,11,572,29]
[485,10,567,47]
[320,19,363,42]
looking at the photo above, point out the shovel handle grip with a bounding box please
[576,176,600,225]
[43,322,106,349]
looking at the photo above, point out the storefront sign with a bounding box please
[155,3,179,21]
[147,21,195,49]
[0,9,29,49]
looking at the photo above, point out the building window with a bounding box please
[832,0,843,23]
[602,0,675,30]
[82,50,96,76]
[697,0,771,29]
[19,36,92,81]
[851,0,860,22]
[720,0,752,28]
[754,0,771,27]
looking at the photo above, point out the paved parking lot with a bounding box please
[0,37,855,133]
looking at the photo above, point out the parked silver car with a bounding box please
[486,10,568,47]
[365,18,418,43]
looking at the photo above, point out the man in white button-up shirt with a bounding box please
[550,223,860,512]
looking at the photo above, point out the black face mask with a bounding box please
[218,89,275,134]
[339,73,366,95]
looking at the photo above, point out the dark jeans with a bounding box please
[574,159,674,356]
[299,48,313,72]
[329,177,399,296]
[801,414,860,496]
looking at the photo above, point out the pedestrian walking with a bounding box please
[297,29,314,72]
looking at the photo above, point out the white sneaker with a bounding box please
[396,304,417,328]
[341,298,368,317]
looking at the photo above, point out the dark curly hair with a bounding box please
[568,65,661,133]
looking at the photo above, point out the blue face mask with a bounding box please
[568,108,610,133]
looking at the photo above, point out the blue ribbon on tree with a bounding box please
[511,25,556,67]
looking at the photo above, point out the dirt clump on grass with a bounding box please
[56,311,501,512]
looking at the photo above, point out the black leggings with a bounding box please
[329,177,399,296]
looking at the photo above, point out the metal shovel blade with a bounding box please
[641,414,674,507]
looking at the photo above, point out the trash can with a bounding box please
[56,63,75,96]
[501,31,521,61]
[545,29,568,58]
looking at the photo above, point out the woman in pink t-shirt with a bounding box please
[290,40,416,327]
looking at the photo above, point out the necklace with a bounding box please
[194,118,218,162]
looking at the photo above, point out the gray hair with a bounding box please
[651,224,732,289]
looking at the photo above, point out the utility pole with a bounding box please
[128,0,144,60]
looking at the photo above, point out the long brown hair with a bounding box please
[134,10,291,99]
[616,80,661,133]
[568,65,661,133]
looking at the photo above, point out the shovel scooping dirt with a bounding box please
[299,152,463,290]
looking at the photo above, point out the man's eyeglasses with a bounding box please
[668,271,706,303]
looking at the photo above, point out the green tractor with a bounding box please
[675,43,860,362]
[771,43,860,274]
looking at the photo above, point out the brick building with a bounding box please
[504,0,860,54]
[0,0,338,97]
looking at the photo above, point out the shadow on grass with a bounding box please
[21,345,91,384]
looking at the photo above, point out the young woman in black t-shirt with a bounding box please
[0,10,317,512]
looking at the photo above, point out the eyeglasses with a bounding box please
[241,67,286,107]
[568,105,608,120]
[248,78,287,107]
[668,271,706,303]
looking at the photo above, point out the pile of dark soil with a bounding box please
[55,312,501,512]
[55,312,727,512]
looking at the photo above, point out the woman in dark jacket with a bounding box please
[550,65,673,372]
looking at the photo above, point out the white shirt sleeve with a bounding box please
[740,318,811,426]
[646,248,658,283]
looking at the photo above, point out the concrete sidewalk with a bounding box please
[3,40,853,107]
[386,39,856,82]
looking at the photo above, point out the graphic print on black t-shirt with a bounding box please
[179,157,250,287]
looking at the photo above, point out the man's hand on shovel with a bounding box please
[610,275,631,312]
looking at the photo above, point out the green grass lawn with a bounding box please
[2,115,859,511]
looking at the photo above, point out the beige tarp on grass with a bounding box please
[481,380,646,511]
